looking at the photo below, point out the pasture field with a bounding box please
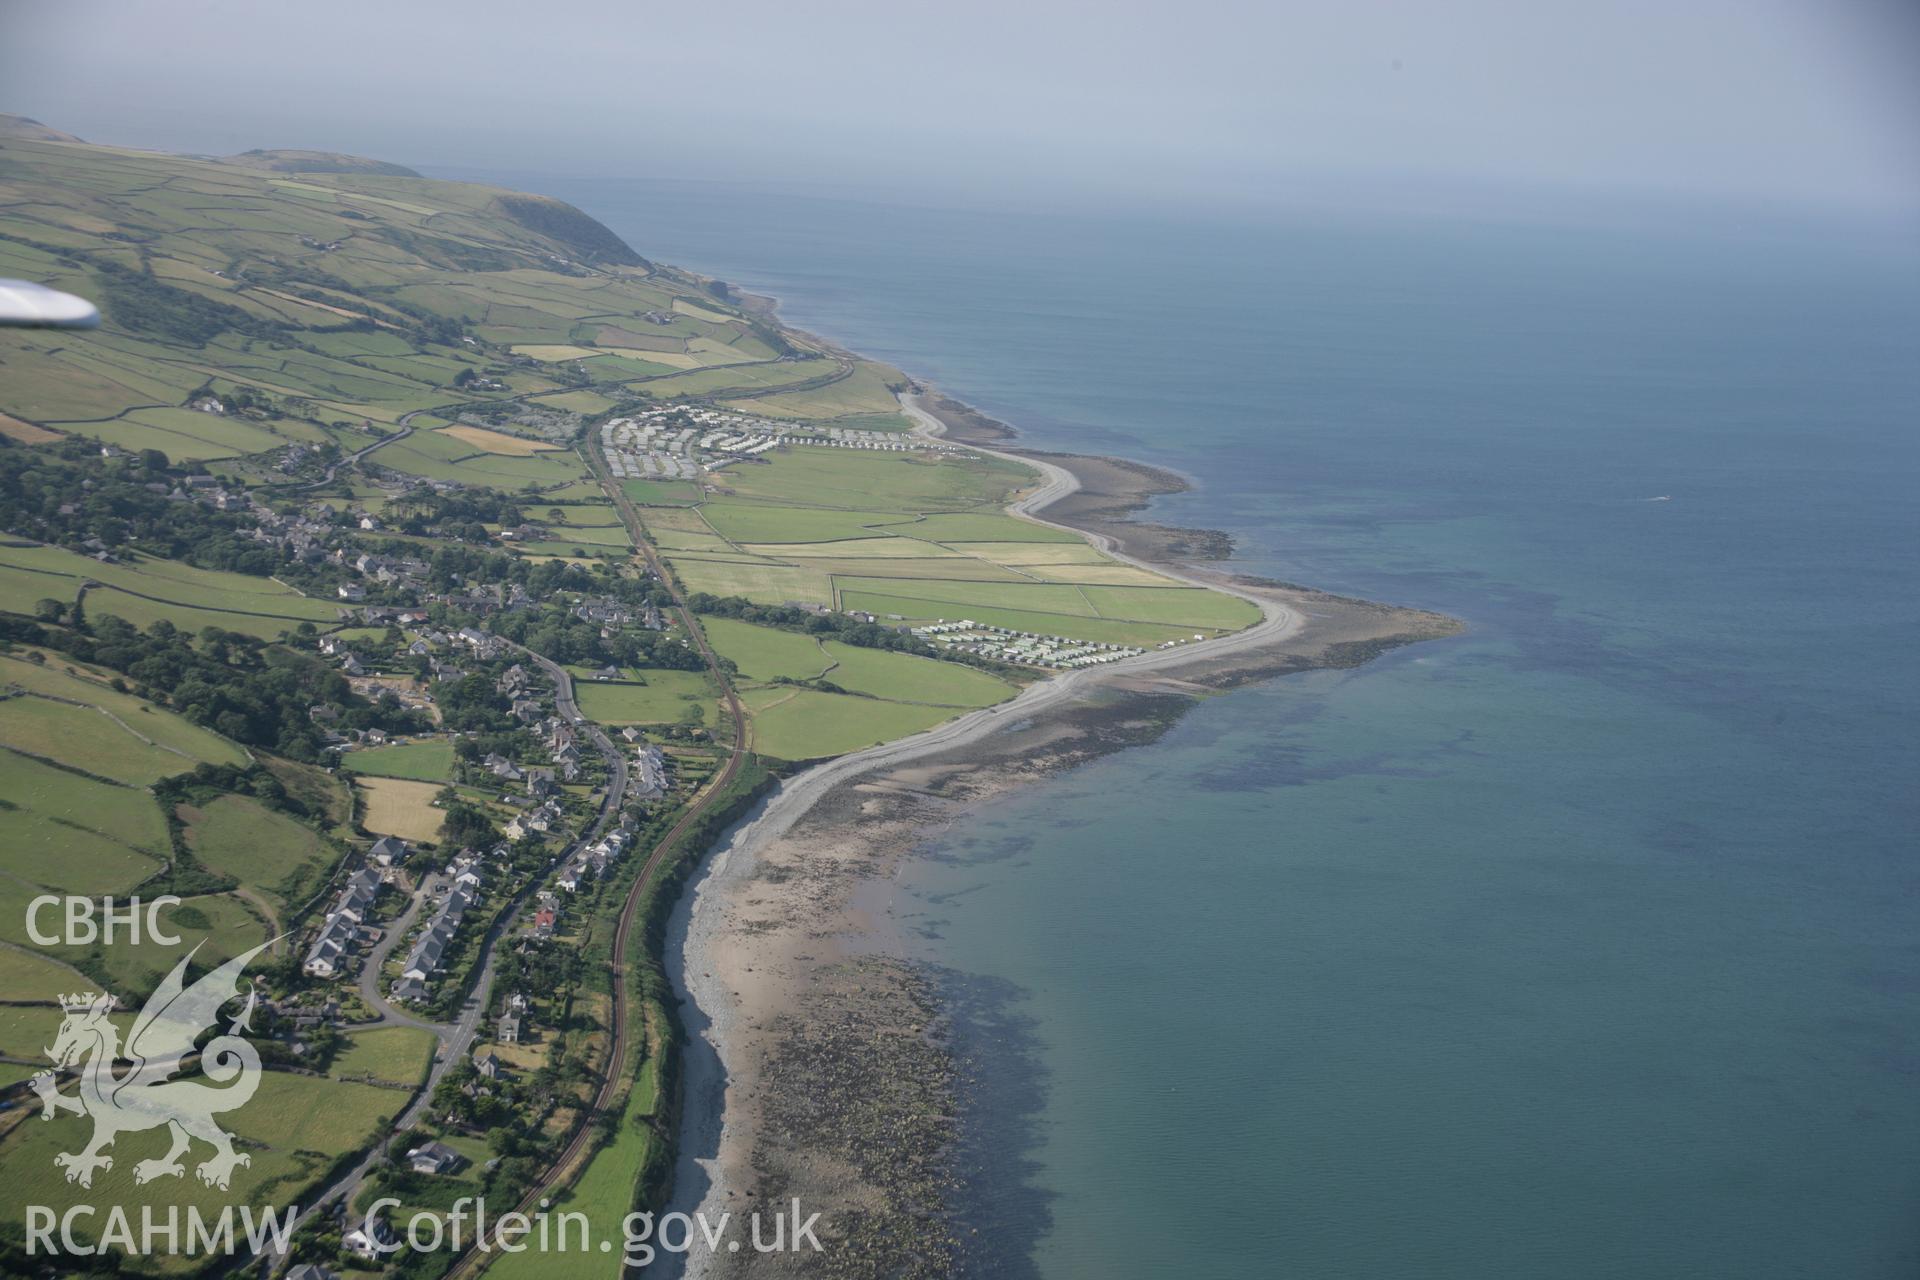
[575,672,714,726]
[745,688,954,761]
[1019,561,1183,586]
[0,411,61,443]
[516,540,626,559]
[666,556,834,605]
[0,880,270,999]
[0,745,170,872]
[0,1004,133,1061]
[890,512,1082,544]
[831,576,1097,616]
[720,447,1024,513]
[530,522,630,548]
[356,777,447,842]
[700,503,907,545]
[437,424,563,454]
[701,616,832,683]
[342,738,455,782]
[0,543,338,624]
[944,540,1115,565]
[330,1025,437,1085]
[0,695,208,786]
[724,361,905,420]
[0,652,248,773]
[646,440,1260,647]
[1079,584,1263,630]
[179,794,334,909]
[644,528,736,555]
[784,555,1029,582]
[624,356,838,400]
[621,479,701,506]
[743,536,965,560]
[818,641,1017,707]
[579,352,684,379]
[0,941,95,1003]
[671,297,735,324]
[0,1069,399,1260]
[510,344,602,361]
[377,431,588,488]
[537,504,626,527]
[530,388,617,416]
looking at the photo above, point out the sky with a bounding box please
[2,0,1916,221]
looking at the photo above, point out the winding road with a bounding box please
[267,645,633,1273]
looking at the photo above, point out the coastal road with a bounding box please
[436,434,750,1277]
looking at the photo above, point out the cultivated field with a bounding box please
[438,423,564,454]
[356,776,447,842]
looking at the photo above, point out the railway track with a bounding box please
[440,433,748,1277]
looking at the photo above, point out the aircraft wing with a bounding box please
[0,279,100,329]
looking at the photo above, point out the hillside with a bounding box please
[219,148,423,178]
[0,113,83,143]
[0,130,908,448]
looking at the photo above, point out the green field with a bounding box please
[0,745,170,881]
[621,479,701,506]
[699,503,908,545]
[0,1069,400,1261]
[179,794,335,910]
[575,672,715,725]
[700,615,832,682]
[330,1024,438,1085]
[342,738,455,781]
[665,556,835,605]
[719,447,1025,512]
[0,942,95,1003]
[0,542,340,639]
[745,688,956,761]
[818,641,1017,707]
[0,652,249,782]
[0,878,270,1000]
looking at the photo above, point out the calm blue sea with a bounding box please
[456,172,1920,1278]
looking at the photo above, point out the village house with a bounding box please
[407,1141,465,1177]
[370,836,410,867]
[344,1218,399,1259]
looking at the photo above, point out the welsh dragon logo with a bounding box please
[29,939,273,1191]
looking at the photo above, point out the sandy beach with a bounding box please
[661,389,1460,1276]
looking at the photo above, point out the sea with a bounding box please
[449,170,1920,1278]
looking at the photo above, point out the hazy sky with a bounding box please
[3,0,1916,218]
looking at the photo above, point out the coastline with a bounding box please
[659,371,1461,1273]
